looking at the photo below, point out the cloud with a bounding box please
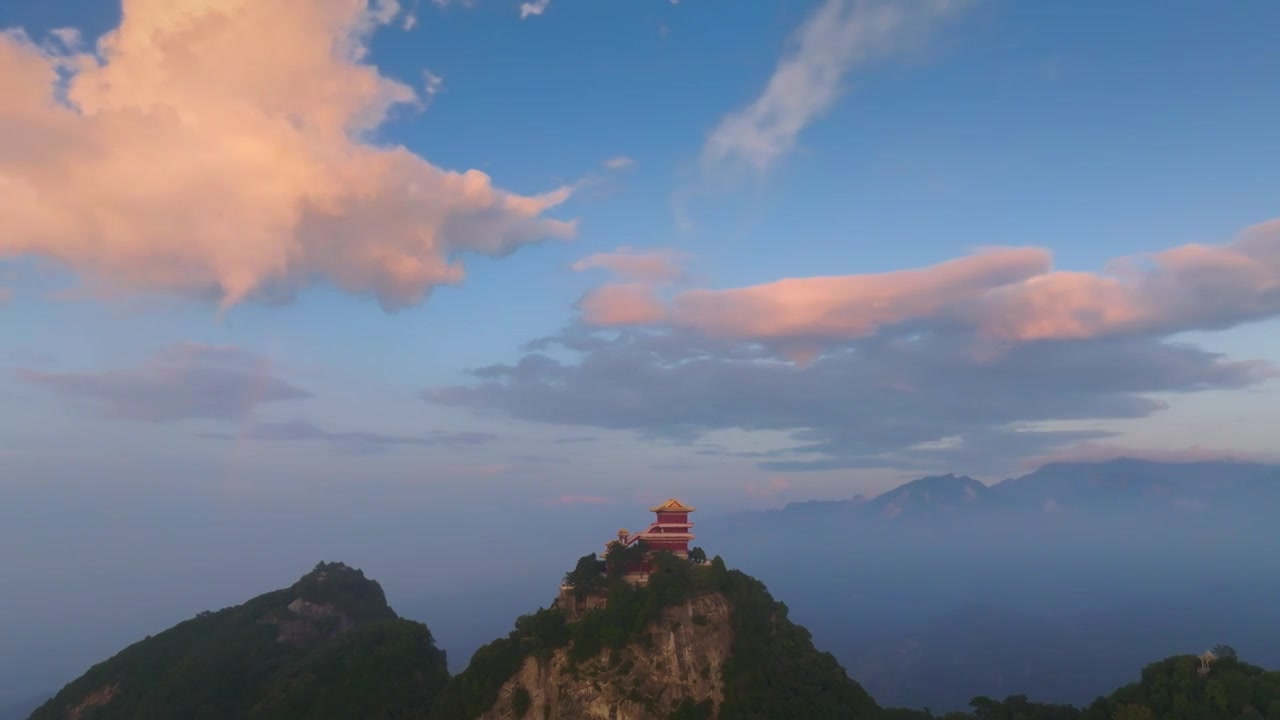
[744,476,792,499]
[0,0,576,311]
[574,220,1280,356]
[603,156,634,170]
[572,247,686,284]
[577,284,667,326]
[422,69,444,106]
[432,222,1280,475]
[21,344,309,421]
[203,418,496,455]
[0,287,11,304]
[701,0,965,175]
[519,0,551,19]
[431,327,1274,475]
[661,247,1047,340]
[571,247,687,326]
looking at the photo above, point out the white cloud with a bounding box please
[702,0,965,175]
[520,0,551,19]
[423,69,445,106]
[603,156,634,170]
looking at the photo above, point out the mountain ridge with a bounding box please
[759,458,1280,521]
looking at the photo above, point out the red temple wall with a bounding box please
[656,512,691,524]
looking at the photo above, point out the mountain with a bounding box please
[887,651,1280,720]
[18,552,1280,719]
[744,459,1280,523]
[862,474,990,519]
[431,552,881,719]
[844,580,1280,712]
[29,562,448,720]
[993,458,1280,512]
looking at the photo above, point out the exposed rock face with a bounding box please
[479,594,733,720]
[270,598,357,646]
[65,683,118,720]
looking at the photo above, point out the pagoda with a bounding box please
[608,498,696,580]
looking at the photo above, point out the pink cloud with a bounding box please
[572,247,687,327]
[668,247,1050,339]
[571,247,686,284]
[577,283,666,326]
[0,0,575,311]
[744,476,792,499]
[0,287,11,304]
[577,220,1280,352]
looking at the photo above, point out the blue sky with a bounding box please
[2,0,1279,508]
[2,0,1280,696]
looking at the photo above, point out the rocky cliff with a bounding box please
[479,593,732,720]
[432,553,882,720]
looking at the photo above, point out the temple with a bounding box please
[608,498,696,579]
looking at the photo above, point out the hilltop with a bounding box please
[28,562,448,720]
[23,554,1280,719]
[432,550,880,719]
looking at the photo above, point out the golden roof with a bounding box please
[650,498,696,513]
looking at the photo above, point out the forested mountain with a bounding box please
[28,562,449,720]
[24,549,1280,719]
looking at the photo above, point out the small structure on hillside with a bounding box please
[1198,650,1218,676]
[558,499,701,612]
[608,499,696,579]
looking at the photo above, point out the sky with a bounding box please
[2,0,1280,677]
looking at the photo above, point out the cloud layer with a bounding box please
[22,344,308,421]
[702,0,964,175]
[204,418,496,455]
[579,221,1280,352]
[0,0,575,310]
[433,221,1280,475]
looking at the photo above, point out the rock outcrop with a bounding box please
[480,594,732,720]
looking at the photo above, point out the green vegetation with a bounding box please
[29,562,446,720]
[28,557,1280,720]
[511,685,532,717]
[436,550,881,719]
[248,619,448,720]
[880,652,1280,720]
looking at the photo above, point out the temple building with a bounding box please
[607,498,695,580]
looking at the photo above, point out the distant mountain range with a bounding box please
[753,458,1280,523]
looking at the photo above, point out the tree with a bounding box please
[563,553,607,593]
[1111,704,1154,720]
[1212,644,1238,660]
[688,547,708,564]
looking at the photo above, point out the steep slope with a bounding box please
[431,553,880,720]
[478,593,732,720]
[29,562,448,720]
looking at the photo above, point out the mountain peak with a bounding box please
[864,473,989,519]
[29,562,441,720]
[433,551,880,719]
